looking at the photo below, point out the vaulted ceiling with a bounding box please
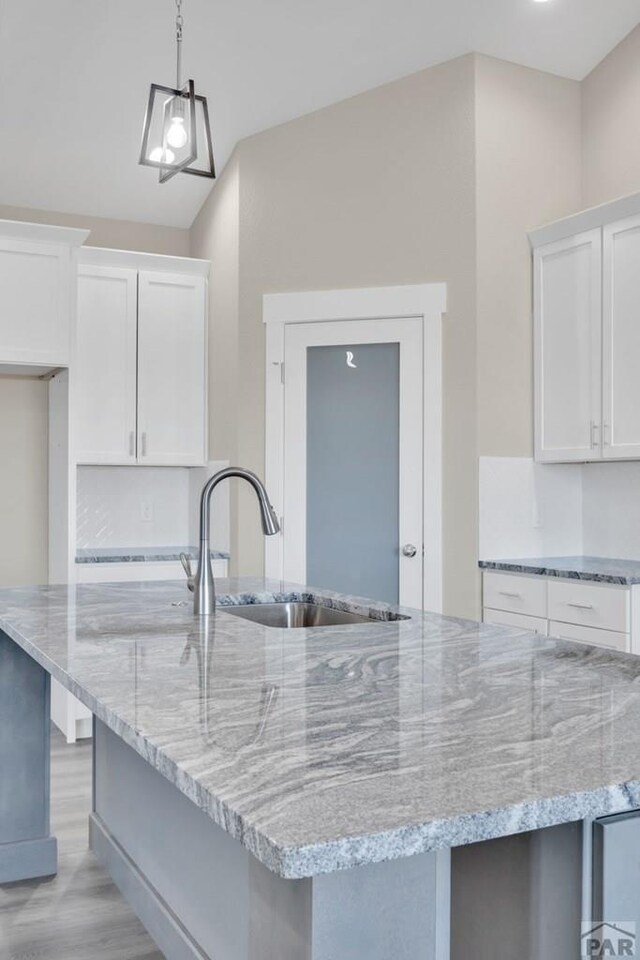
[0,0,638,228]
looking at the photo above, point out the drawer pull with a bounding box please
[499,591,522,599]
[566,602,594,611]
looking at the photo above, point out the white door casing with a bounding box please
[264,284,446,614]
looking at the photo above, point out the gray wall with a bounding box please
[4,27,640,606]
[191,52,585,618]
[583,24,640,207]
[475,56,582,460]
[193,55,479,615]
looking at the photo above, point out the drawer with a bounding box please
[483,608,548,636]
[548,580,629,633]
[483,572,547,618]
[549,620,629,652]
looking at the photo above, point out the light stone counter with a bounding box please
[2,578,640,881]
[479,555,640,585]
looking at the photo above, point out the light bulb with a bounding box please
[149,146,176,164]
[166,117,188,149]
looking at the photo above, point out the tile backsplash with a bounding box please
[480,456,640,561]
[479,457,583,560]
[77,466,191,549]
[582,461,640,560]
[76,463,230,553]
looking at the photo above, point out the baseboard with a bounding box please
[0,836,57,883]
[89,813,208,960]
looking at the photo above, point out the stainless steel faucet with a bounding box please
[181,467,280,616]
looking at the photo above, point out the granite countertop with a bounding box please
[479,555,640,585]
[76,546,230,564]
[2,577,640,879]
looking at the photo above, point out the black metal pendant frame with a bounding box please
[139,78,215,183]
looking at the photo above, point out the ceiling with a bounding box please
[0,0,638,229]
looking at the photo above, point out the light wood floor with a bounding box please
[0,728,164,960]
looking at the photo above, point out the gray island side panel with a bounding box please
[0,631,57,882]
[92,719,440,960]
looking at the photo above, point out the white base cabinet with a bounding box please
[51,679,93,743]
[483,571,640,654]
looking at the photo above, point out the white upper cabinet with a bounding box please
[603,215,640,459]
[137,271,207,466]
[0,221,88,369]
[531,192,640,463]
[76,265,138,464]
[534,230,602,462]
[75,249,209,467]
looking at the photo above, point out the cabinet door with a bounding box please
[0,238,71,365]
[137,271,207,466]
[534,230,602,462]
[76,265,138,464]
[603,215,640,459]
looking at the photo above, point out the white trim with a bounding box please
[434,849,452,960]
[264,283,446,325]
[264,283,446,614]
[581,817,594,932]
[0,218,89,247]
[78,245,210,277]
[529,190,640,249]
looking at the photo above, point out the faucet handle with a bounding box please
[180,552,195,593]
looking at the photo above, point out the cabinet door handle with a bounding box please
[590,421,599,448]
[129,431,135,457]
[141,432,147,457]
[566,601,594,610]
[499,591,522,599]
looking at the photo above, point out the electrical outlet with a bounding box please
[140,501,154,523]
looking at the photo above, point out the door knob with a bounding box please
[402,544,418,558]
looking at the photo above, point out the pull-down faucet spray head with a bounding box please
[192,467,280,617]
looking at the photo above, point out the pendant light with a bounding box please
[139,0,215,183]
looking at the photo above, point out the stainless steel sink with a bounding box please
[222,601,404,629]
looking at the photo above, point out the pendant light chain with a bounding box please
[175,0,184,90]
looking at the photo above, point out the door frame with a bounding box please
[263,283,447,614]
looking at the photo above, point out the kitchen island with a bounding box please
[2,578,640,958]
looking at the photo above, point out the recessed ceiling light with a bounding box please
[532,0,552,3]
